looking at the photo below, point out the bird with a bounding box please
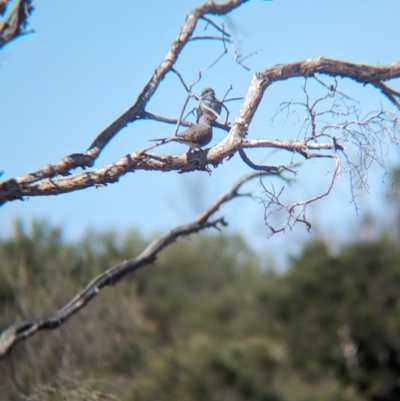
[150,114,213,153]
[196,87,222,123]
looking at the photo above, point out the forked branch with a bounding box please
[259,152,341,235]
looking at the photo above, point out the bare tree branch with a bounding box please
[171,68,191,93]
[0,0,10,16]
[0,137,341,204]
[1,0,399,239]
[238,148,293,174]
[141,111,193,128]
[373,81,400,109]
[256,57,400,108]
[0,0,34,49]
[200,16,232,37]
[0,171,264,359]
[189,35,232,42]
[258,149,342,235]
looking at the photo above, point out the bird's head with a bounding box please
[201,87,215,98]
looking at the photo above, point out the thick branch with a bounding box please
[0,0,33,49]
[256,57,400,108]
[0,137,341,204]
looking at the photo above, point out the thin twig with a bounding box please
[171,68,190,93]
[238,148,296,174]
[189,35,233,43]
[201,16,232,37]
[173,93,194,136]
[373,81,400,109]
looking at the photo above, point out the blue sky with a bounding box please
[1,0,399,266]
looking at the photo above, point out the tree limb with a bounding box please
[0,0,33,49]
[0,138,339,204]
[0,171,263,359]
[256,57,400,107]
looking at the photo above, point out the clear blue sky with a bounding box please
[1,0,399,266]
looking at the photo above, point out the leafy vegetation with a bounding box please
[1,217,400,400]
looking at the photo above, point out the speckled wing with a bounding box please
[175,123,213,148]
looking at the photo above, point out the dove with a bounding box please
[150,114,213,153]
[196,87,222,123]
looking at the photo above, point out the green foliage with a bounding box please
[271,238,400,400]
[133,336,281,401]
[135,234,263,342]
[4,219,400,400]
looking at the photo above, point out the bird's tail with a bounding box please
[149,137,169,142]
